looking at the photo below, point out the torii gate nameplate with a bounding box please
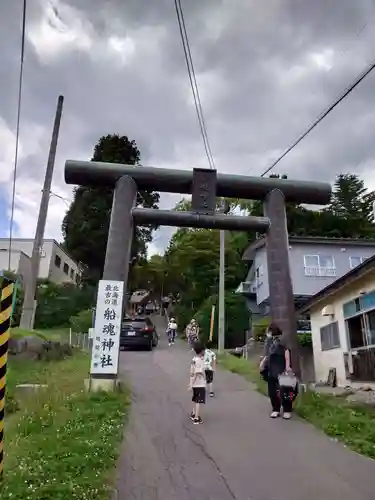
[191,168,217,215]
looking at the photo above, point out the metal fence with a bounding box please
[68,328,91,350]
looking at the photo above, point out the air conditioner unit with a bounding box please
[321,304,334,316]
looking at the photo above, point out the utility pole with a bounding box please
[20,95,64,330]
[218,199,229,353]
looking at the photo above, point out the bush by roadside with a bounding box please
[70,308,93,333]
[217,353,375,460]
[2,351,130,499]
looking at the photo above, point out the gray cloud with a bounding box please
[1,0,375,253]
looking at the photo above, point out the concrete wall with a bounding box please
[0,249,22,275]
[49,242,80,284]
[310,268,375,387]
[0,238,80,284]
[18,251,32,288]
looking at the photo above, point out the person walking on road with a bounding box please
[259,323,296,420]
[188,341,206,425]
[204,342,216,397]
[186,318,199,347]
[167,317,177,346]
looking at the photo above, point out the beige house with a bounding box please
[299,255,375,387]
[0,238,81,285]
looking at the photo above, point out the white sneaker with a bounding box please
[270,411,280,418]
[282,412,292,420]
[168,343,171,347]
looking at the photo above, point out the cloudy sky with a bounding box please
[1,0,375,256]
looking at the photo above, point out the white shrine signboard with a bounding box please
[90,280,124,375]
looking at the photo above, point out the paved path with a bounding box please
[114,326,374,499]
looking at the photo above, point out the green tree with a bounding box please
[194,292,250,348]
[326,174,375,238]
[164,226,249,315]
[34,282,95,329]
[62,134,160,283]
[129,254,168,295]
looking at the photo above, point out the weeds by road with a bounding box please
[2,351,130,499]
[11,327,70,341]
[218,353,375,459]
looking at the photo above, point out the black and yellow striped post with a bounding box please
[0,276,15,479]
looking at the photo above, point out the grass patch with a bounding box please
[2,352,130,499]
[217,353,375,459]
[11,327,70,341]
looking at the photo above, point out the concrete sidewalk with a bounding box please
[114,336,374,500]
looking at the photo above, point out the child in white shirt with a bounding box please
[188,341,206,424]
[167,318,177,346]
[204,342,217,397]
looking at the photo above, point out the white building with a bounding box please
[299,254,375,387]
[0,238,81,285]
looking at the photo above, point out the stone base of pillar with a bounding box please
[84,377,122,393]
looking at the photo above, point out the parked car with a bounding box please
[120,316,158,351]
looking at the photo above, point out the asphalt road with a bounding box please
[113,322,374,500]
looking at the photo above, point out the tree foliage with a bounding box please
[326,173,375,238]
[62,134,160,284]
[34,282,95,329]
[194,293,250,349]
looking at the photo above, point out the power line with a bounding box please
[49,190,70,207]
[8,0,27,270]
[260,56,375,178]
[174,0,215,170]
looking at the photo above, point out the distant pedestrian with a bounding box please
[188,341,206,424]
[259,323,297,420]
[186,319,199,347]
[204,342,216,397]
[167,317,177,346]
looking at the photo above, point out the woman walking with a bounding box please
[259,323,296,420]
[186,318,200,347]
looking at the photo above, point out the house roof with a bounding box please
[242,236,375,261]
[298,253,375,314]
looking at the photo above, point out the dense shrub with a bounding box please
[70,309,93,333]
[252,316,270,342]
[35,282,95,329]
[299,332,312,347]
[173,304,194,337]
[194,292,250,349]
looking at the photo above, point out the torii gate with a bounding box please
[65,160,331,386]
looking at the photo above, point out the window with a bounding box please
[70,269,75,279]
[349,256,364,269]
[320,321,340,351]
[255,265,263,278]
[55,255,61,268]
[254,265,263,287]
[63,263,69,275]
[304,254,336,277]
[366,310,375,345]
